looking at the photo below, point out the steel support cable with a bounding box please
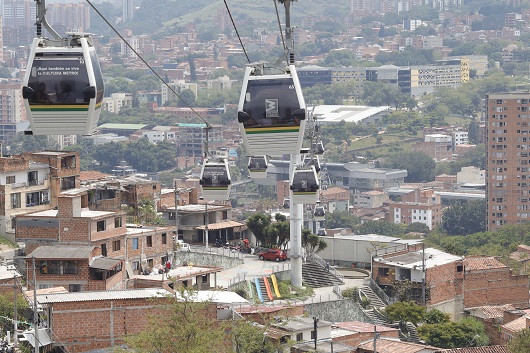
[274,0,286,51]
[85,0,210,127]
[223,0,250,64]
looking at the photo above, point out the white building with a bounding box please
[161,80,198,105]
[102,93,133,114]
[453,131,469,146]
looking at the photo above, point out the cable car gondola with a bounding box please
[303,155,321,174]
[23,33,104,135]
[199,158,231,201]
[290,166,319,205]
[283,198,290,209]
[248,156,268,179]
[312,141,325,155]
[237,64,306,156]
[313,203,326,222]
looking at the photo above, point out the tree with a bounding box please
[381,151,436,182]
[418,317,489,348]
[508,328,530,353]
[356,221,405,236]
[324,211,360,229]
[405,222,430,234]
[232,320,280,353]
[125,289,229,353]
[384,301,426,326]
[246,214,272,247]
[302,229,327,256]
[423,309,450,324]
[441,200,486,236]
[177,89,196,107]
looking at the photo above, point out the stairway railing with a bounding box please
[368,277,390,305]
[308,253,344,283]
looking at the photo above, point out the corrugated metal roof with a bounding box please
[27,246,95,259]
[90,257,122,270]
[37,288,170,304]
[98,123,148,130]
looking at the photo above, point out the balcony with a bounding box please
[11,180,46,189]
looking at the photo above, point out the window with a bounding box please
[296,333,303,341]
[11,218,16,230]
[27,171,38,185]
[113,240,121,251]
[132,261,140,271]
[101,243,107,257]
[162,233,167,244]
[6,176,15,184]
[378,268,389,276]
[202,274,208,284]
[132,238,139,250]
[147,236,153,247]
[69,284,82,292]
[10,193,21,209]
[63,261,78,274]
[26,192,40,206]
[97,220,106,232]
[61,176,76,191]
[114,217,122,228]
[147,258,154,268]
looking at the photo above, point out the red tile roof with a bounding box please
[470,304,516,318]
[463,256,507,271]
[501,314,530,333]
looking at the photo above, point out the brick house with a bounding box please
[509,244,530,274]
[372,246,464,317]
[35,289,247,353]
[22,151,80,207]
[16,193,173,291]
[500,310,530,344]
[463,256,529,308]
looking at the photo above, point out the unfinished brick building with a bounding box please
[17,192,173,291]
[463,256,529,308]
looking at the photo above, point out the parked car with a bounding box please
[258,249,287,262]
[179,243,191,252]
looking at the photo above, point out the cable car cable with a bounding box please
[222,0,250,64]
[273,0,287,51]
[84,0,210,127]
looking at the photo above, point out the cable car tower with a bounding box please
[22,0,104,135]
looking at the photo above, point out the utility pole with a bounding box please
[205,202,209,252]
[174,181,179,241]
[374,325,379,353]
[13,273,17,349]
[32,256,39,353]
[422,243,426,305]
[313,316,319,350]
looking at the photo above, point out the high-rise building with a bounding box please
[122,0,134,22]
[486,93,530,230]
[47,3,90,33]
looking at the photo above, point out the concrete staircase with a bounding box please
[359,285,386,309]
[400,322,421,343]
[302,261,343,288]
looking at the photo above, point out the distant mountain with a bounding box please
[91,0,351,36]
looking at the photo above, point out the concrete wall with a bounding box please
[304,299,371,323]
[427,295,464,321]
[174,252,243,269]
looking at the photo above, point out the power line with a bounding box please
[84,0,210,127]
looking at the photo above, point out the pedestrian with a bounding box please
[165,260,171,273]
[325,261,330,272]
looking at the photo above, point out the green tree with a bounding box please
[246,214,272,247]
[405,223,430,234]
[418,317,489,348]
[356,221,405,236]
[423,309,450,324]
[324,211,360,229]
[124,289,228,353]
[441,200,486,236]
[302,229,327,256]
[508,328,530,353]
[381,151,436,182]
[177,89,196,107]
[384,301,426,326]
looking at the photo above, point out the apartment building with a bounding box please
[486,93,530,230]
[353,190,389,209]
[387,189,442,230]
[47,3,90,32]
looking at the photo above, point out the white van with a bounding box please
[179,243,191,252]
